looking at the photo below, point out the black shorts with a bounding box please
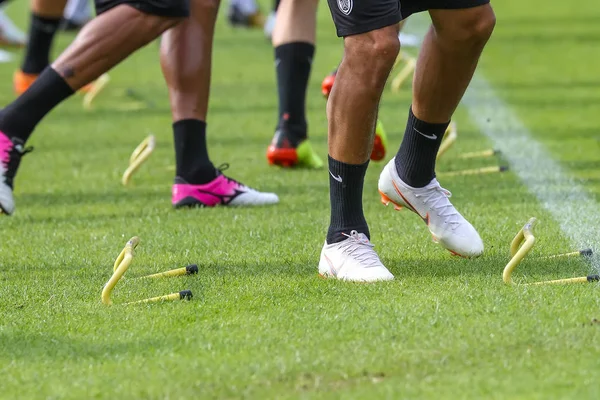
[95,0,189,17]
[328,0,490,37]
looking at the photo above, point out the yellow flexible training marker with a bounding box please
[437,166,509,178]
[139,264,199,279]
[102,236,139,305]
[503,218,598,285]
[122,135,155,186]
[123,290,193,305]
[457,149,501,159]
[391,51,416,93]
[503,218,537,284]
[102,237,195,305]
[436,121,457,160]
[83,73,110,110]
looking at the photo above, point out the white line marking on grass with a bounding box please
[405,15,600,271]
[463,77,600,269]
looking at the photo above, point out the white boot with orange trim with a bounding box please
[378,158,484,258]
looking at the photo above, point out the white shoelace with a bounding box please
[414,181,462,229]
[339,230,382,267]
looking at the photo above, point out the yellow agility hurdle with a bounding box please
[122,135,155,186]
[82,73,111,110]
[101,237,195,305]
[503,218,598,285]
[391,51,416,93]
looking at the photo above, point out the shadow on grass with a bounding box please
[0,332,163,361]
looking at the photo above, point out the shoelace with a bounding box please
[339,230,382,267]
[216,163,247,188]
[415,182,461,228]
[4,142,33,186]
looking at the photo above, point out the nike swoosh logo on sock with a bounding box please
[329,170,343,183]
[414,127,437,140]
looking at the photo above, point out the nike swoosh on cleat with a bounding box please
[329,170,343,183]
[414,127,437,140]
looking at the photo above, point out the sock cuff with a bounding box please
[409,107,450,133]
[173,119,207,131]
[46,67,76,95]
[274,42,315,57]
[31,13,62,24]
[328,155,369,180]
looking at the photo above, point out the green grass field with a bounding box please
[2,1,600,399]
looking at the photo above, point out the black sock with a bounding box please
[326,156,370,244]
[275,42,314,145]
[173,119,217,185]
[21,14,61,74]
[394,107,449,188]
[0,68,74,143]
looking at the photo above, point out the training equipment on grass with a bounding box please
[436,121,458,161]
[122,135,155,186]
[457,149,501,159]
[503,218,599,285]
[438,165,509,177]
[436,123,508,176]
[82,73,110,110]
[391,51,416,93]
[138,264,199,279]
[101,237,194,305]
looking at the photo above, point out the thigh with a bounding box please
[94,0,190,17]
[400,0,490,18]
[326,0,401,37]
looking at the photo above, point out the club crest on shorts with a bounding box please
[337,0,353,15]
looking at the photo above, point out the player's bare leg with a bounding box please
[317,25,399,281]
[0,4,185,215]
[379,4,495,257]
[266,0,322,169]
[161,0,279,208]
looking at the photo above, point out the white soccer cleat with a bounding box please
[0,8,26,48]
[318,231,394,282]
[378,158,484,257]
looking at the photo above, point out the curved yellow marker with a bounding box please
[391,51,416,93]
[503,218,599,285]
[83,73,110,110]
[122,135,155,186]
[102,237,195,305]
[436,121,457,161]
[102,236,139,305]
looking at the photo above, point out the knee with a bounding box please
[191,0,221,13]
[345,27,400,76]
[440,6,496,47]
[143,15,186,34]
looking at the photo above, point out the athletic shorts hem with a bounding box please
[336,13,402,37]
[402,0,490,16]
[95,0,189,17]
